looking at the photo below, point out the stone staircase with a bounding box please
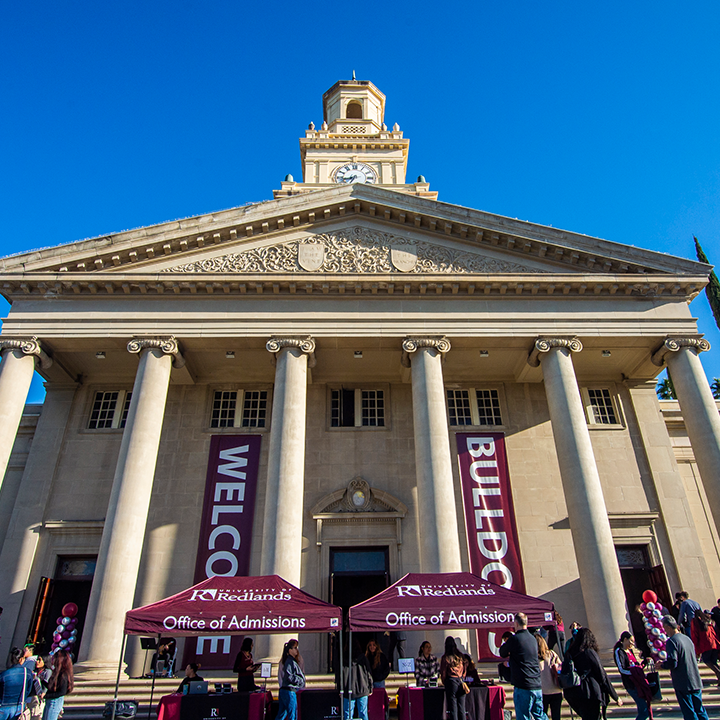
[62,663,720,719]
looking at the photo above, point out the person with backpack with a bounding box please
[498,613,546,720]
[342,650,373,720]
[563,627,621,720]
[536,634,563,720]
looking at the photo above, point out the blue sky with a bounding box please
[2,1,720,402]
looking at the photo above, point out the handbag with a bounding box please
[558,655,582,689]
[497,662,512,683]
[646,670,662,702]
[460,681,470,695]
[103,700,138,719]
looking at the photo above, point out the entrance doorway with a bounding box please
[27,556,96,658]
[329,547,389,672]
[616,545,671,658]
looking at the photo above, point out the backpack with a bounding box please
[558,654,582,689]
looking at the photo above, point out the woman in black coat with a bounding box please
[563,628,622,720]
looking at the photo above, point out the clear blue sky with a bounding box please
[2,1,719,402]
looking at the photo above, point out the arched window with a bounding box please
[346,102,363,119]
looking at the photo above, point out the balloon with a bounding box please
[53,633,62,643]
[56,625,64,634]
[70,628,77,636]
[651,628,661,637]
[643,590,658,604]
[61,631,70,639]
[646,602,656,611]
[56,617,63,625]
[653,609,662,619]
[61,617,70,626]
[659,650,667,660]
[69,618,78,626]
[659,633,667,642]
[61,603,78,618]
[58,640,68,648]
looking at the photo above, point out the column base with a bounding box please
[73,660,127,680]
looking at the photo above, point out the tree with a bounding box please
[694,237,720,332]
[656,374,676,400]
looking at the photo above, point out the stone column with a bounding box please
[652,336,720,534]
[528,337,628,650]
[402,336,462,574]
[0,337,52,490]
[259,337,314,660]
[77,337,183,674]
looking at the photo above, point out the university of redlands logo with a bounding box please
[190,589,218,601]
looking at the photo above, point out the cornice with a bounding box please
[0,272,706,301]
[0,184,709,278]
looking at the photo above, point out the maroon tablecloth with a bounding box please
[396,685,505,720]
[156,691,272,720]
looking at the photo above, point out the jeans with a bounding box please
[0,703,24,720]
[372,681,385,688]
[626,687,650,720]
[675,690,709,720]
[444,677,466,720]
[514,688,548,720]
[42,698,64,720]
[276,688,297,720]
[343,695,368,720]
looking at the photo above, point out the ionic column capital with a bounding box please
[401,336,451,367]
[527,336,583,368]
[0,336,53,370]
[266,336,316,367]
[127,336,185,368]
[651,335,711,367]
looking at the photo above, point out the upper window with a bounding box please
[211,390,268,428]
[581,387,623,426]
[88,391,132,429]
[446,388,502,427]
[345,101,363,119]
[331,388,385,427]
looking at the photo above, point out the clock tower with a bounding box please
[274,78,437,199]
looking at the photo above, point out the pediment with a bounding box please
[311,477,408,516]
[160,225,549,276]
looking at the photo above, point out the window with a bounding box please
[88,391,132,429]
[582,387,622,426]
[210,390,268,428]
[446,388,502,426]
[345,101,363,119]
[331,389,385,427]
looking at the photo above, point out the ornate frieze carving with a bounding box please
[266,336,316,368]
[0,336,53,369]
[163,227,545,275]
[401,336,451,367]
[651,336,711,366]
[127,336,185,368]
[527,336,583,367]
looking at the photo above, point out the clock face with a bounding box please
[334,163,377,184]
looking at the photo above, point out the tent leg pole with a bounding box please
[348,630,353,717]
[147,634,160,720]
[338,630,344,709]
[111,634,128,720]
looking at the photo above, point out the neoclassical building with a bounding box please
[1,78,720,674]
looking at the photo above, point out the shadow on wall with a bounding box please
[539,578,588,630]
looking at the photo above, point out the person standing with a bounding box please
[547,613,565,660]
[233,638,260,692]
[365,641,389,689]
[498,613,547,720]
[710,599,720,630]
[614,632,650,720]
[662,615,709,720]
[535,635,562,720]
[41,650,73,720]
[277,640,305,720]
[414,642,439,687]
[440,637,467,720]
[677,592,701,636]
[343,650,373,720]
[0,648,33,720]
[563,627,621,720]
[690,609,720,685]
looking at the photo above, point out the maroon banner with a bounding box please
[456,433,527,661]
[183,435,261,670]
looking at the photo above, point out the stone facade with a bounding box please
[1,79,719,675]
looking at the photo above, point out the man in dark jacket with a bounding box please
[662,615,709,720]
[499,613,547,720]
[343,652,373,720]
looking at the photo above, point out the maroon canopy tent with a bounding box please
[125,574,342,636]
[348,572,555,633]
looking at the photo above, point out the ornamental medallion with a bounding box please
[298,242,325,271]
[390,244,418,272]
